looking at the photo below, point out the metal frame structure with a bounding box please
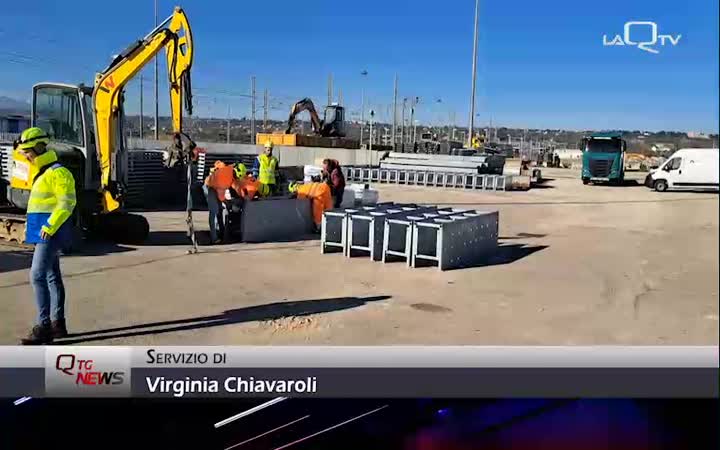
[412,210,499,270]
[321,204,500,271]
[344,166,507,191]
[347,205,446,261]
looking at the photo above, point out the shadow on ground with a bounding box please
[1,242,136,273]
[125,203,190,213]
[0,250,34,274]
[586,179,640,187]
[55,295,392,344]
[485,243,549,266]
[66,242,136,257]
[137,231,321,247]
[499,233,547,240]
[411,243,548,270]
[532,178,556,189]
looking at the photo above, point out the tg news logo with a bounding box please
[55,354,126,386]
[46,347,131,396]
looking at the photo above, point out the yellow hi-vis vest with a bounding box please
[25,150,77,244]
[258,153,278,185]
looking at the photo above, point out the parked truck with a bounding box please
[581,132,626,185]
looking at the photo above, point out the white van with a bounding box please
[645,148,719,192]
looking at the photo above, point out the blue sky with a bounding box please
[1,0,717,132]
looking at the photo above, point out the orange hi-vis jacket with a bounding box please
[295,182,332,226]
[231,176,264,200]
[204,161,234,201]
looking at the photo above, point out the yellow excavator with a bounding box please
[1,6,196,246]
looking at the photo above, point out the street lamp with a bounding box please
[467,0,480,148]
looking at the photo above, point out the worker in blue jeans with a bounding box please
[15,127,77,345]
[203,160,234,244]
[202,184,225,243]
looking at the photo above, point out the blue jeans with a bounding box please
[30,238,65,326]
[203,185,224,242]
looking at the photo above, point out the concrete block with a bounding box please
[241,197,314,243]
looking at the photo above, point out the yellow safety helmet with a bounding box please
[14,127,50,151]
[264,141,274,150]
[233,162,247,178]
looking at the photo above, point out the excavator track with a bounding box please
[0,209,149,248]
[0,209,28,247]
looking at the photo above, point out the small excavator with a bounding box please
[285,98,346,138]
[1,7,196,247]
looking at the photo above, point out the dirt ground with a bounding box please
[1,169,718,345]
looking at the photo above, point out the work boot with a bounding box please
[51,319,68,339]
[20,324,54,345]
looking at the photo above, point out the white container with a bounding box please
[303,165,323,182]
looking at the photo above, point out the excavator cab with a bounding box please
[9,83,97,210]
[322,104,345,137]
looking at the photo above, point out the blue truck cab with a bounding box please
[581,132,626,185]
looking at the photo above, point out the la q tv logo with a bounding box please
[603,21,682,54]
[55,354,126,386]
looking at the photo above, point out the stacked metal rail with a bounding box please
[343,166,509,191]
[321,202,498,271]
[124,150,187,207]
[195,151,257,183]
[381,152,505,174]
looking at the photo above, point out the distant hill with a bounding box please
[0,96,30,115]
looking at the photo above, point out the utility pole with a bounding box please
[226,104,231,144]
[327,73,333,105]
[263,89,268,131]
[401,98,407,152]
[450,110,456,142]
[392,74,398,150]
[139,74,144,139]
[153,0,159,140]
[368,110,375,170]
[360,88,365,147]
[410,97,418,146]
[467,0,480,148]
[250,76,257,144]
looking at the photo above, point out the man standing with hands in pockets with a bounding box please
[14,127,76,345]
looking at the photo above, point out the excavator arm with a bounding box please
[285,98,323,135]
[93,6,193,213]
